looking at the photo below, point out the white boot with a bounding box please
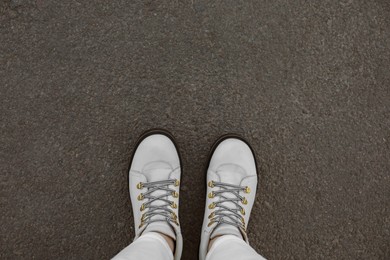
[129,130,183,260]
[199,135,258,260]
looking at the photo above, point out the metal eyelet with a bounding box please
[208,220,215,227]
[174,179,180,186]
[240,207,245,215]
[137,193,144,201]
[137,182,143,189]
[171,202,177,209]
[208,202,216,209]
[208,181,214,188]
[244,186,250,193]
[208,212,215,219]
[172,191,179,198]
[140,204,145,211]
[241,197,248,205]
[208,192,215,198]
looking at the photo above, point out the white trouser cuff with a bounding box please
[206,235,266,260]
[112,232,173,260]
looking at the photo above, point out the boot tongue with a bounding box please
[215,164,246,208]
[212,164,246,239]
[142,162,176,239]
[142,165,172,211]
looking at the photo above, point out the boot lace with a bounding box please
[207,180,250,231]
[136,179,180,228]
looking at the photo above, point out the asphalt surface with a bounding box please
[1,0,389,259]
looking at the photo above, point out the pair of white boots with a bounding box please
[124,130,259,260]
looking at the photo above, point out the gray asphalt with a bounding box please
[1,0,389,259]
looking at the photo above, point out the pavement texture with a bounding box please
[1,0,390,259]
